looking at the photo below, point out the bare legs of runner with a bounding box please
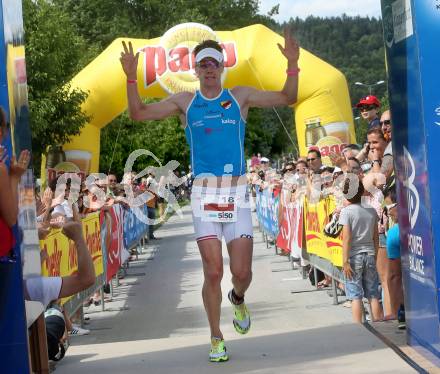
[227,238,253,298]
[198,237,253,338]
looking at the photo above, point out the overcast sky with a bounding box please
[258,0,382,22]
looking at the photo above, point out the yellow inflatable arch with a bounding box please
[57,23,355,175]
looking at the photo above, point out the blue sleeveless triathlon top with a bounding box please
[185,89,246,177]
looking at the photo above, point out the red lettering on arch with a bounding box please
[143,46,166,85]
[221,43,237,68]
[168,47,190,72]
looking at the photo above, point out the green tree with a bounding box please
[23,0,90,174]
[285,15,387,112]
[55,0,275,50]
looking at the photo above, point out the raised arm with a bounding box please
[120,41,183,121]
[58,221,95,298]
[240,28,300,108]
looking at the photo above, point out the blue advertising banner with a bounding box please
[0,0,34,371]
[123,205,149,249]
[381,0,440,361]
[255,188,280,239]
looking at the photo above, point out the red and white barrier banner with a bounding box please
[100,205,129,282]
[276,190,303,257]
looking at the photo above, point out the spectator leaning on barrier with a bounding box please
[282,161,296,184]
[48,176,80,224]
[295,159,308,176]
[356,95,381,130]
[106,173,118,197]
[306,149,324,203]
[260,156,270,172]
[281,162,297,202]
[294,159,308,198]
[340,176,383,323]
[306,149,323,174]
[320,166,334,192]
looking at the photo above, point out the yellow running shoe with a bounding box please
[228,290,251,334]
[209,337,229,362]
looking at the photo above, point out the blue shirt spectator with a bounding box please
[386,224,400,259]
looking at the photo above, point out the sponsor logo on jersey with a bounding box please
[192,120,204,127]
[221,100,232,109]
[222,118,236,125]
[204,127,223,135]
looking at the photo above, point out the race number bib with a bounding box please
[200,195,237,222]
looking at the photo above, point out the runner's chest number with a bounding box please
[201,195,237,222]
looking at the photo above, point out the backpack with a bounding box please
[45,307,67,361]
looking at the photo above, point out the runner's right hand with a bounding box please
[120,41,139,80]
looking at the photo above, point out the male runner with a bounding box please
[120,28,299,362]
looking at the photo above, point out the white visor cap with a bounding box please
[195,48,224,64]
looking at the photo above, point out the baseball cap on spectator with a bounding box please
[355,95,380,108]
[260,157,269,163]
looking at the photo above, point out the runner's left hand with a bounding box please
[277,27,300,63]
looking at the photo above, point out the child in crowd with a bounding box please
[340,176,383,323]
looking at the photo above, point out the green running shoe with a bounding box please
[228,290,251,334]
[209,337,229,362]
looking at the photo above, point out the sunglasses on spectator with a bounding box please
[196,60,220,69]
[385,203,397,211]
[380,119,391,125]
[307,158,317,162]
[359,105,376,112]
[285,167,294,172]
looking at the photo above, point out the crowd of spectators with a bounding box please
[249,97,405,328]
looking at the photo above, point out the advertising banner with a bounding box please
[100,205,129,282]
[81,212,103,276]
[304,196,342,267]
[123,205,149,250]
[255,188,280,239]
[40,212,103,279]
[276,191,304,257]
[381,0,440,359]
[0,0,37,370]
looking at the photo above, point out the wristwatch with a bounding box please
[372,159,381,166]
